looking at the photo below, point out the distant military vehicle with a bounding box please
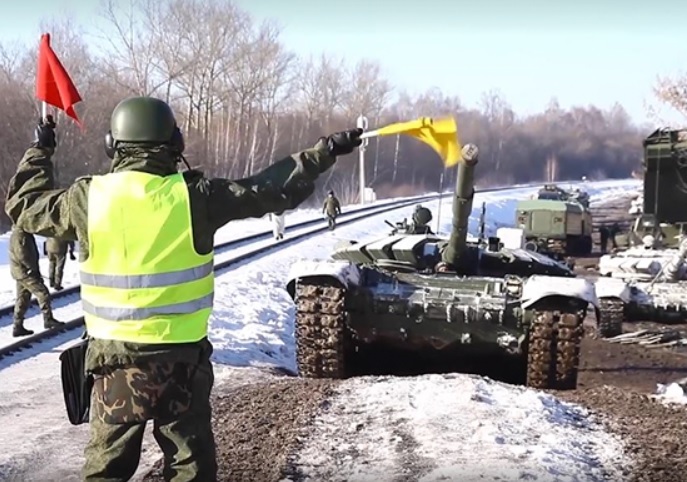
[596,128,687,325]
[515,183,593,258]
[287,143,600,390]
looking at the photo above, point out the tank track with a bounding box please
[526,308,584,390]
[597,298,624,338]
[293,279,351,379]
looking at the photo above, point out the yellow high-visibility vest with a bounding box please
[80,171,214,344]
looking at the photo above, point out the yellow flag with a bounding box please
[376,116,461,167]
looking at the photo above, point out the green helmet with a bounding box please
[105,96,183,157]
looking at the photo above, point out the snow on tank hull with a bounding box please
[595,241,687,324]
[598,246,684,280]
[595,276,687,324]
[285,236,599,391]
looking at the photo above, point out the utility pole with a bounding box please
[357,114,369,204]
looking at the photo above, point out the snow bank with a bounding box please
[287,374,630,482]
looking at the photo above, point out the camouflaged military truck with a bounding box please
[287,144,600,390]
[515,184,593,258]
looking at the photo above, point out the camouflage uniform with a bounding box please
[5,100,361,481]
[322,193,341,230]
[609,223,620,250]
[599,226,609,254]
[44,237,75,290]
[9,228,62,336]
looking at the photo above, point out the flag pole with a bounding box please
[356,114,369,205]
[41,101,48,122]
[360,129,380,140]
[435,170,445,235]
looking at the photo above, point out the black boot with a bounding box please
[44,317,66,330]
[13,323,34,337]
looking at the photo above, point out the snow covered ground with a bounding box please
[0,179,640,481]
[0,178,640,309]
[288,374,629,481]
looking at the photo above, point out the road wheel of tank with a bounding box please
[597,298,624,338]
[526,307,584,390]
[524,241,538,252]
[294,279,352,379]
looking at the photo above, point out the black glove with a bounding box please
[69,252,76,261]
[323,128,363,157]
[32,115,57,149]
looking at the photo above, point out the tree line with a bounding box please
[0,0,650,230]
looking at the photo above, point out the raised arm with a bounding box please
[205,129,362,232]
[4,119,83,241]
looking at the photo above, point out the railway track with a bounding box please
[0,181,579,362]
[0,192,440,320]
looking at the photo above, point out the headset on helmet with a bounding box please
[104,127,184,159]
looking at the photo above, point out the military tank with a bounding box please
[286,144,600,390]
[595,127,687,326]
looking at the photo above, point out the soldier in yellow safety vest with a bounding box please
[5,97,362,481]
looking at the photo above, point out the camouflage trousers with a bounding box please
[13,276,53,323]
[327,215,337,230]
[48,253,66,288]
[83,357,217,482]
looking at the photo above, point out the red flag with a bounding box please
[36,33,83,127]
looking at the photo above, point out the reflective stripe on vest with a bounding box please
[80,171,214,344]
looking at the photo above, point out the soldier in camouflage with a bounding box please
[5,97,362,481]
[9,227,65,337]
[43,237,76,290]
[322,190,341,230]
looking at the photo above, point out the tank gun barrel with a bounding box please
[441,144,480,267]
[662,237,687,281]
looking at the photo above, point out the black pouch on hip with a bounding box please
[59,337,93,425]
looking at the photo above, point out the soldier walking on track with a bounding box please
[270,212,286,240]
[322,190,341,230]
[44,237,76,290]
[9,227,65,337]
[4,97,363,481]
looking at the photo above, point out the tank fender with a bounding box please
[521,275,599,309]
[286,260,361,299]
[593,277,632,304]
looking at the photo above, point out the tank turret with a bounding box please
[441,144,480,268]
[286,140,601,391]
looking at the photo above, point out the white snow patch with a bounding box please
[654,379,687,406]
[287,374,630,482]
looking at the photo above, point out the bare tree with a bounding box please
[0,1,645,229]
[653,73,687,121]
